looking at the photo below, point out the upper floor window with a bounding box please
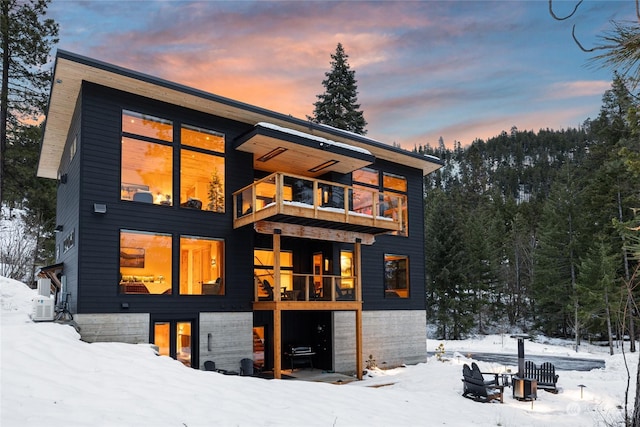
[352,168,408,236]
[353,167,378,186]
[180,125,225,212]
[62,229,75,253]
[122,110,173,142]
[384,254,409,298]
[119,230,172,295]
[121,110,174,205]
[383,172,407,236]
[180,236,224,295]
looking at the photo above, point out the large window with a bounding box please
[180,124,225,212]
[119,230,172,294]
[121,110,174,205]
[180,236,224,295]
[254,249,293,299]
[384,254,409,298]
[352,168,408,236]
[382,172,407,236]
[120,111,227,211]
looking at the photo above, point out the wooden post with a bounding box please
[273,230,282,379]
[356,309,363,380]
[355,240,363,379]
[274,231,281,302]
[274,307,282,379]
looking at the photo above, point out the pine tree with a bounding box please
[532,165,586,344]
[309,43,367,135]
[1,0,59,206]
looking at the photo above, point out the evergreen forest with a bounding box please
[419,74,640,349]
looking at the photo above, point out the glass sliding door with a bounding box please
[153,320,193,367]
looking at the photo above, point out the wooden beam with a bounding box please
[255,221,375,245]
[253,301,362,311]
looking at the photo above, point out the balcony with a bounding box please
[254,273,361,310]
[233,172,403,235]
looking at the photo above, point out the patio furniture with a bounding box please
[524,361,559,393]
[461,363,504,403]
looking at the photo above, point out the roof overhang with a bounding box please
[38,50,443,179]
[234,123,375,177]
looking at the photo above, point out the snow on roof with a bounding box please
[257,122,372,156]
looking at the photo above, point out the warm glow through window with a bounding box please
[384,254,409,298]
[121,137,173,205]
[180,125,225,212]
[179,236,224,295]
[123,110,173,142]
[119,230,172,295]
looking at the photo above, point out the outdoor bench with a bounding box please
[524,361,559,393]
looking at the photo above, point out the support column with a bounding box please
[273,230,282,379]
[274,307,282,379]
[355,240,363,380]
[274,231,281,301]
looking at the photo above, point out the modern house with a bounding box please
[37,50,442,378]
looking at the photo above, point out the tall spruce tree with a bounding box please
[1,0,58,206]
[309,43,367,135]
[532,164,587,345]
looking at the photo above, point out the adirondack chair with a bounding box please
[524,361,559,393]
[461,363,504,403]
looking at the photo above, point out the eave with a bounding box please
[38,50,443,179]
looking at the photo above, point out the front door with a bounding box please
[153,319,194,367]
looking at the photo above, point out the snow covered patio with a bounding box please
[1,275,633,426]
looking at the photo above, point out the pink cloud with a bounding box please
[545,80,612,99]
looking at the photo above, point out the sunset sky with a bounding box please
[48,0,633,149]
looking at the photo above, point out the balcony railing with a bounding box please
[254,273,358,303]
[233,172,403,233]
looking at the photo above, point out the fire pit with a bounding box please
[510,334,537,401]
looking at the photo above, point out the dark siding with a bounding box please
[56,93,82,312]
[360,159,426,311]
[72,82,427,317]
[77,83,255,315]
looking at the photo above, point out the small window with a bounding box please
[384,254,408,298]
[353,167,379,186]
[122,110,173,142]
[383,172,407,192]
[182,124,224,153]
[63,229,75,253]
[179,236,224,295]
[119,230,172,295]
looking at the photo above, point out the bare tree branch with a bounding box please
[549,0,583,21]
[572,24,614,53]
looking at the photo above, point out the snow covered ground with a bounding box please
[1,275,633,426]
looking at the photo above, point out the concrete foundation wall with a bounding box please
[199,312,253,372]
[332,311,357,373]
[361,310,427,368]
[75,313,149,343]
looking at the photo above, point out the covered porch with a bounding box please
[252,221,371,380]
